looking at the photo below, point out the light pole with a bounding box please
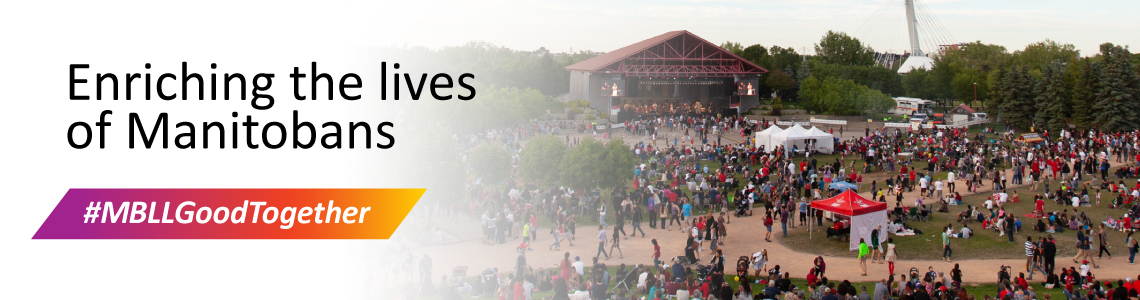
[973,82,977,107]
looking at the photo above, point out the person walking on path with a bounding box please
[1125,230,1137,264]
[885,238,898,275]
[608,225,624,259]
[1075,229,1099,268]
[942,225,953,262]
[597,203,608,228]
[631,204,646,238]
[780,207,789,238]
[682,200,693,230]
[595,225,609,260]
[1097,224,1112,259]
[550,221,563,251]
[764,212,774,242]
[858,238,870,276]
[614,209,627,238]
[1042,235,1057,274]
[651,239,662,270]
[871,226,883,264]
[668,202,682,231]
[947,171,956,193]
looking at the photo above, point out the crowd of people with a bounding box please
[405,110,1140,300]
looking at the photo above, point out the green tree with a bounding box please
[409,83,550,134]
[382,42,594,96]
[768,46,803,73]
[398,127,466,205]
[517,135,567,188]
[559,137,606,190]
[1036,62,1070,132]
[813,31,874,66]
[1092,43,1140,132]
[927,41,1010,102]
[598,139,636,190]
[949,71,987,106]
[1071,58,1100,126]
[1012,39,1080,73]
[986,68,1006,118]
[902,68,941,100]
[469,142,512,185]
[798,75,894,115]
[809,61,903,96]
[997,67,1035,130]
[766,69,796,93]
[720,41,744,56]
[740,44,770,67]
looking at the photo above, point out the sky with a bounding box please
[375,0,1139,57]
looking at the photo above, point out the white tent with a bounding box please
[805,126,835,154]
[811,190,890,251]
[754,125,783,152]
[769,124,810,154]
[897,56,935,74]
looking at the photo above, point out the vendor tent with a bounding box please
[811,190,889,251]
[754,125,783,152]
[805,126,835,154]
[769,124,809,155]
[1019,133,1045,143]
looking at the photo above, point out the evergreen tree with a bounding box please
[1033,73,1049,130]
[1036,62,1070,132]
[1092,43,1140,132]
[986,68,1007,119]
[999,66,1035,130]
[1071,58,1100,127]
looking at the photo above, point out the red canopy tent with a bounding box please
[810,190,889,250]
[811,190,887,215]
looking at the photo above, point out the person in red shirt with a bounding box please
[806,268,818,287]
[513,280,525,300]
[665,279,681,295]
[652,239,662,270]
[910,171,917,191]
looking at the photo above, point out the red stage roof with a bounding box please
[564,30,767,77]
[811,190,886,216]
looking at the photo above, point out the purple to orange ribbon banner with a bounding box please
[33,189,424,239]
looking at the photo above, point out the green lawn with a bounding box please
[782,174,1136,261]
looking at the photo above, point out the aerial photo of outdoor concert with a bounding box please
[373,1,1140,300]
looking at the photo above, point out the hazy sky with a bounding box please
[381,0,1138,56]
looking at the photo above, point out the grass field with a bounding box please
[781,174,1137,261]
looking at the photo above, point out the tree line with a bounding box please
[985,43,1140,133]
[723,31,902,115]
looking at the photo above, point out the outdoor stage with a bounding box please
[565,30,768,121]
